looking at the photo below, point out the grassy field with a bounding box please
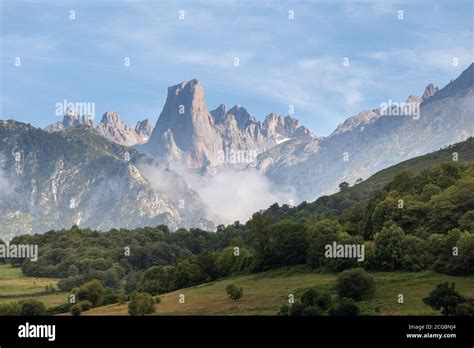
[0,264,68,307]
[84,266,474,316]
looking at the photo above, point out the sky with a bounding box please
[1,0,473,136]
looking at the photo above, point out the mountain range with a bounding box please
[0,63,473,238]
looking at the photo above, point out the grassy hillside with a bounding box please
[0,264,67,307]
[84,267,474,316]
[263,137,474,221]
[347,136,474,199]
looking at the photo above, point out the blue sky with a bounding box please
[1,0,473,136]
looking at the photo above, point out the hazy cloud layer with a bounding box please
[185,168,295,225]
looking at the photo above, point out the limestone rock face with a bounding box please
[0,121,213,239]
[423,83,439,100]
[46,112,152,147]
[144,79,223,170]
[142,79,314,171]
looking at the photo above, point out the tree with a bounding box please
[128,292,156,316]
[400,235,429,271]
[423,282,465,316]
[374,225,405,270]
[307,219,343,269]
[329,298,360,316]
[225,284,243,301]
[19,299,47,316]
[76,280,105,307]
[339,182,350,192]
[336,268,376,301]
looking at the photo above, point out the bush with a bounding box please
[225,284,243,302]
[154,296,161,304]
[456,299,474,316]
[76,280,105,307]
[288,302,305,316]
[336,268,376,301]
[423,282,465,316]
[329,298,360,316]
[128,292,156,316]
[102,288,119,305]
[47,303,71,315]
[278,305,290,316]
[301,306,322,316]
[0,301,21,316]
[70,304,82,316]
[300,288,332,310]
[19,299,47,316]
[79,300,92,311]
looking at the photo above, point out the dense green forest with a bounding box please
[1,140,473,315]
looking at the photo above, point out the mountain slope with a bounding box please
[252,63,474,202]
[0,120,213,239]
[257,136,474,223]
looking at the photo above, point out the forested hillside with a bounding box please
[1,139,473,315]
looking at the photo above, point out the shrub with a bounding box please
[225,284,243,302]
[456,299,474,316]
[47,303,70,315]
[70,304,82,316]
[301,306,322,316]
[300,288,332,310]
[76,280,105,307]
[329,298,360,316]
[336,268,376,301]
[278,305,290,316]
[288,302,305,316]
[19,299,47,316]
[128,292,156,316]
[0,301,21,316]
[79,300,92,311]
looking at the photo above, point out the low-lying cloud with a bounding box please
[138,161,296,226]
[185,168,295,225]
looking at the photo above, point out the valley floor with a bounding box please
[83,266,474,316]
[2,264,473,316]
[0,264,67,307]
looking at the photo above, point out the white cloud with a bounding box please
[188,168,294,225]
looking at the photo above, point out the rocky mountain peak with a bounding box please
[422,83,439,100]
[46,111,153,147]
[142,80,314,171]
[424,63,474,104]
[45,113,94,132]
[227,105,252,129]
[210,104,227,125]
[263,113,311,139]
[100,111,124,127]
[135,119,152,134]
[146,79,222,169]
